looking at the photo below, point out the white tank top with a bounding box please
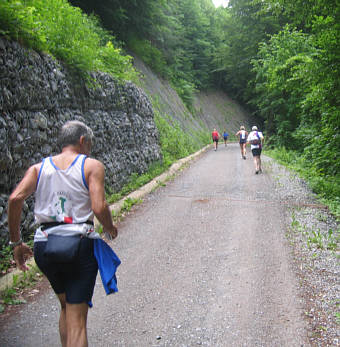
[240,130,246,139]
[34,154,93,225]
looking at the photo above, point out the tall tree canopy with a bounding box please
[67,0,340,195]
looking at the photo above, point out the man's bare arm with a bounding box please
[8,165,38,270]
[8,165,39,241]
[86,159,117,239]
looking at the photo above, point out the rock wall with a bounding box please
[0,38,161,245]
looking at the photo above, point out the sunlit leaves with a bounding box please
[0,0,138,81]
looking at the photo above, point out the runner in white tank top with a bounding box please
[235,125,249,159]
[8,120,118,347]
[34,154,98,241]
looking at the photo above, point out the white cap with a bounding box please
[252,126,258,131]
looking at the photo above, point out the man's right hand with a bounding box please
[104,226,118,241]
[13,243,33,271]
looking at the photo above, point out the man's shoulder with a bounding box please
[85,157,104,170]
[30,162,43,174]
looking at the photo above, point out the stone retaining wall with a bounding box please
[0,38,161,245]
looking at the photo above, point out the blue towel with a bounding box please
[94,238,121,295]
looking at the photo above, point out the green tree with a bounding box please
[251,26,319,147]
[212,0,282,103]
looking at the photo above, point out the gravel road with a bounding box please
[1,143,338,346]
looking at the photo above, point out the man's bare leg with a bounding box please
[66,302,89,347]
[57,293,67,347]
[254,156,260,173]
[258,156,262,172]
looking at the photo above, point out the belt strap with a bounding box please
[40,221,94,231]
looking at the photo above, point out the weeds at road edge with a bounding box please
[0,264,43,314]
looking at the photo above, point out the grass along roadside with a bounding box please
[286,205,339,344]
[264,147,340,220]
[290,210,339,252]
[0,262,43,314]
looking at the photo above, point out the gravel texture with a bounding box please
[263,157,339,347]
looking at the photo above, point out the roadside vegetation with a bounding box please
[0,264,43,314]
[0,0,138,82]
[106,107,210,204]
[290,210,339,252]
[266,147,340,220]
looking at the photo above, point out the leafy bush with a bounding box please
[155,112,197,166]
[172,78,197,112]
[0,0,47,50]
[0,0,138,81]
[128,36,170,79]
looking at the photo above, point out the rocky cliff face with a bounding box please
[0,38,161,244]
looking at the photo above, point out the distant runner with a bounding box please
[222,129,229,147]
[235,126,248,159]
[212,128,220,151]
[247,125,264,174]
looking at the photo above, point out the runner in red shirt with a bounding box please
[212,128,220,151]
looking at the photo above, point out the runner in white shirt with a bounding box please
[235,125,248,159]
[247,125,264,174]
[8,120,118,347]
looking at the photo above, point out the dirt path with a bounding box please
[0,143,310,346]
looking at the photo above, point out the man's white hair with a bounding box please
[58,120,94,148]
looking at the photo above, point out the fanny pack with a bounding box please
[42,221,93,263]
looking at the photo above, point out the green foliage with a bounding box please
[251,26,319,145]
[172,79,197,112]
[70,0,220,99]
[251,19,339,201]
[1,286,24,306]
[290,211,339,252]
[0,0,47,50]
[213,0,282,102]
[107,198,142,222]
[121,198,142,214]
[266,147,340,219]
[336,313,340,325]
[0,0,138,81]
[128,36,170,79]
[306,228,339,251]
[0,245,14,275]
[0,265,42,310]
[107,161,166,204]
[154,112,199,167]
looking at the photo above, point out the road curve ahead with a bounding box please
[0,143,309,347]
